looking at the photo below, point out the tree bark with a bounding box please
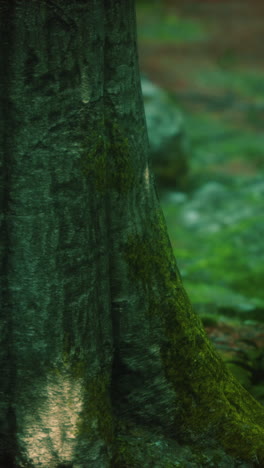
[1,0,264,467]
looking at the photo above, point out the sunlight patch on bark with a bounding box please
[19,371,84,467]
[144,164,150,190]
[80,67,91,104]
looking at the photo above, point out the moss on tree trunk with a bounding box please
[1,0,264,466]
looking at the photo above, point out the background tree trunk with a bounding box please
[1,1,264,467]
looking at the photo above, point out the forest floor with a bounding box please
[136,0,264,405]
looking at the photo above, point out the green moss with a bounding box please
[77,373,114,445]
[79,119,135,194]
[80,129,109,191]
[111,437,136,468]
[107,120,135,194]
[122,207,264,464]
[123,209,181,290]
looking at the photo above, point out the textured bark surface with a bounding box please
[0,1,113,466]
[1,1,264,467]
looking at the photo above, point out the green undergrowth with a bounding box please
[162,197,264,319]
[123,208,264,464]
[136,4,209,44]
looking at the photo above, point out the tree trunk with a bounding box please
[1,1,264,467]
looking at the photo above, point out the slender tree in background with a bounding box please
[1,1,264,467]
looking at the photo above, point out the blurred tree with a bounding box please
[1,0,264,467]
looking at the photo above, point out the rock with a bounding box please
[141,75,189,189]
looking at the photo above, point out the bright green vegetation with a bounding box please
[162,195,264,321]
